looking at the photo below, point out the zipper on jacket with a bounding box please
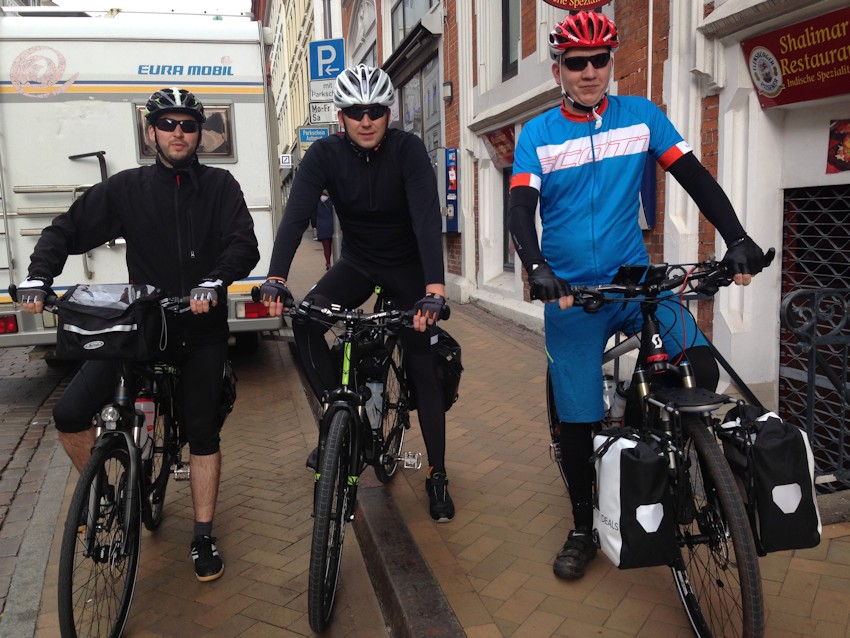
[174,173,187,294]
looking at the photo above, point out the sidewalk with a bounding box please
[14,230,850,636]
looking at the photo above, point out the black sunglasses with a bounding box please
[342,105,389,121]
[560,51,611,72]
[154,117,201,133]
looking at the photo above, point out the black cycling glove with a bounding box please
[190,278,224,304]
[413,292,447,323]
[16,278,53,305]
[721,236,765,277]
[258,277,293,306]
[528,262,572,301]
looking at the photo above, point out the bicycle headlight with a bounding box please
[100,404,120,428]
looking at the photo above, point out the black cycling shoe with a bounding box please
[425,472,455,523]
[191,535,224,582]
[553,528,597,580]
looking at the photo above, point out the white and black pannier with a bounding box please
[591,427,679,569]
[720,405,821,553]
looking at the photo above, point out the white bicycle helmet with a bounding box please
[333,64,395,109]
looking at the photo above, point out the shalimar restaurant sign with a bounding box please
[542,0,612,10]
[741,6,850,108]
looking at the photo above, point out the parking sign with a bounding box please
[309,39,345,81]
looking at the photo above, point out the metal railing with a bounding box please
[780,287,850,491]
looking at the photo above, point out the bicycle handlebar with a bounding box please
[250,285,438,325]
[571,248,776,314]
[9,284,191,315]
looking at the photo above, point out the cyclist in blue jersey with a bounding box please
[508,11,767,581]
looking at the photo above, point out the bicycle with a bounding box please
[254,285,424,632]
[10,284,190,638]
[546,252,774,638]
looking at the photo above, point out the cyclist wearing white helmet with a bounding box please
[509,11,767,581]
[260,64,456,522]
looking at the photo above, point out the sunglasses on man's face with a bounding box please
[154,118,201,133]
[342,105,389,122]
[560,51,611,72]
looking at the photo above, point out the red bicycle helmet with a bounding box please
[548,11,620,59]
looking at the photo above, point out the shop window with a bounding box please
[136,104,235,162]
[396,54,440,150]
[391,0,439,50]
[502,0,519,81]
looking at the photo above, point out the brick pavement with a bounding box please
[2,229,849,637]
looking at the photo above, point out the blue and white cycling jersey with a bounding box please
[511,95,691,285]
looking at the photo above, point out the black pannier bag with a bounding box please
[720,405,821,553]
[55,284,165,361]
[410,327,464,412]
[592,427,678,569]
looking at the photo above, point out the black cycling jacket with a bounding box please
[28,156,259,341]
[267,128,444,285]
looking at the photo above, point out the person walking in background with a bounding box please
[315,190,334,270]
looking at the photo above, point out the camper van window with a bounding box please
[135,105,235,162]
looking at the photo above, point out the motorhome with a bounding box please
[0,8,284,354]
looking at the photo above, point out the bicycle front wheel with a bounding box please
[58,442,141,638]
[672,417,764,638]
[307,410,353,633]
[374,339,409,483]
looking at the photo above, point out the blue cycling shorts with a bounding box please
[545,293,708,423]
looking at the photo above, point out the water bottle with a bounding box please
[602,375,616,413]
[607,380,630,424]
[135,390,155,460]
[364,381,384,429]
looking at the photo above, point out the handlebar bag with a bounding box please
[720,405,821,552]
[55,284,165,361]
[592,427,678,569]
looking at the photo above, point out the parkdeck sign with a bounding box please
[741,7,850,108]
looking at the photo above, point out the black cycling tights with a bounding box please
[293,257,447,470]
[558,422,595,531]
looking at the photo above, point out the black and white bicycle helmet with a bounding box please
[333,64,395,109]
[145,87,207,124]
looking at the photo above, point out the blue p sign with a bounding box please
[309,39,345,81]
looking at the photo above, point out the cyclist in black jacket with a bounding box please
[259,64,455,522]
[16,87,259,582]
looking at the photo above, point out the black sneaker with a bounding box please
[425,472,455,523]
[553,528,597,580]
[306,446,318,471]
[190,535,224,582]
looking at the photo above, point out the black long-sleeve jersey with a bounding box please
[28,157,259,340]
[268,128,445,285]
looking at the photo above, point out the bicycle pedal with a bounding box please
[401,451,422,470]
[172,464,191,481]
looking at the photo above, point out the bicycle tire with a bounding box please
[143,383,177,531]
[671,417,764,638]
[307,409,352,633]
[58,441,141,638]
[374,339,408,483]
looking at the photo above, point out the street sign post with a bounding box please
[298,125,331,154]
[310,79,335,102]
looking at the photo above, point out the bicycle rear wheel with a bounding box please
[308,410,353,633]
[143,385,178,531]
[58,442,141,638]
[374,339,409,483]
[672,417,764,638]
